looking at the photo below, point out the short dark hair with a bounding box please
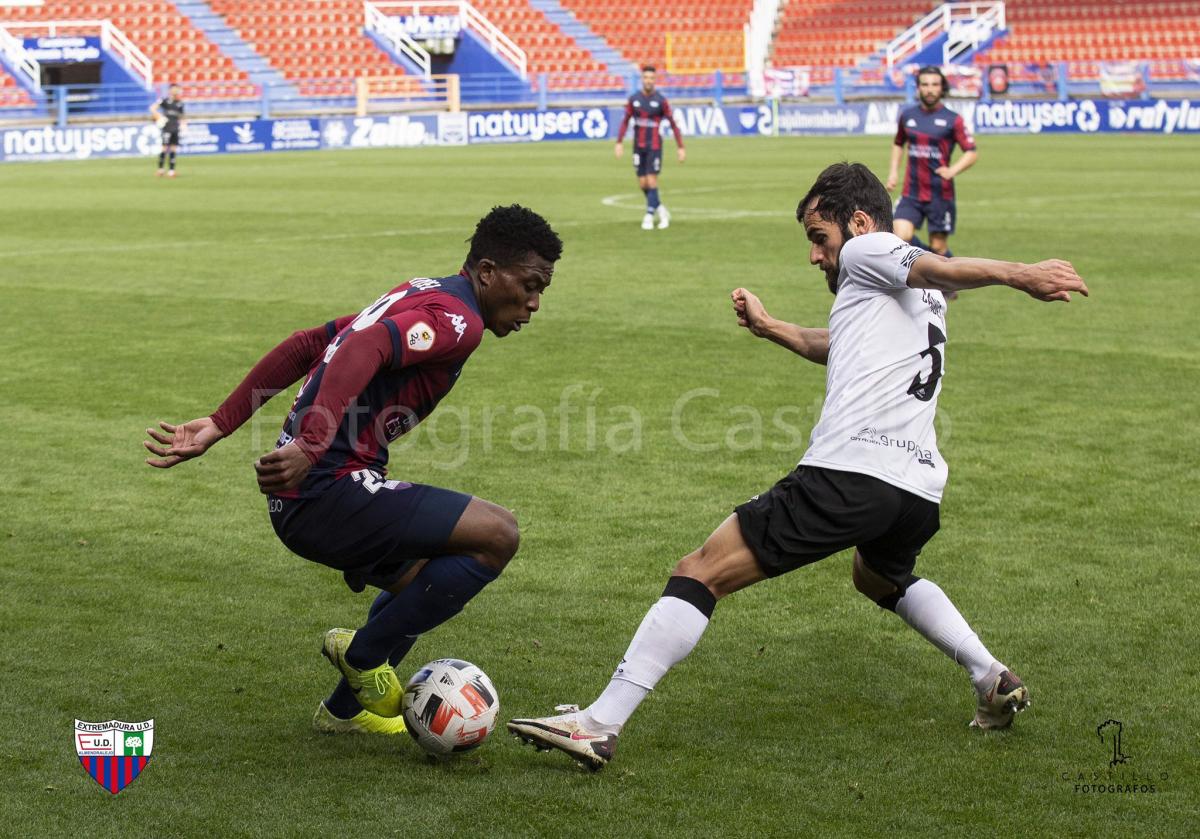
[641,65,656,73]
[917,65,948,94]
[465,204,563,269]
[797,162,893,233]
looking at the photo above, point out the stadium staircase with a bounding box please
[0,0,254,96]
[171,0,296,97]
[524,0,634,79]
[559,0,754,86]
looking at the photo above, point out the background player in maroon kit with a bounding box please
[886,66,977,263]
[144,205,562,735]
[615,66,686,230]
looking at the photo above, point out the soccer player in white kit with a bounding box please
[509,163,1089,770]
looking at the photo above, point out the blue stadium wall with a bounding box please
[3,99,1199,162]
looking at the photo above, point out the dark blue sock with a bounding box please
[345,555,498,669]
[326,590,428,719]
[942,247,954,258]
[647,188,660,211]
[910,233,929,251]
[168,151,176,170]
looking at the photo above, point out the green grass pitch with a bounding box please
[1,134,1197,837]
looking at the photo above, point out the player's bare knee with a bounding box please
[672,546,731,600]
[483,507,520,570]
[671,549,719,594]
[671,548,703,580]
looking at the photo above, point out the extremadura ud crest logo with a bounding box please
[74,719,154,794]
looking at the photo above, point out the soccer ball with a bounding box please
[401,659,499,755]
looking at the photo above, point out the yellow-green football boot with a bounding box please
[312,701,408,735]
[321,628,403,718]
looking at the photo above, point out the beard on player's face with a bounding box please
[820,225,852,294]
[804,210,849,294]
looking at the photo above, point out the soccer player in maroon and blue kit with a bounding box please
[615,65,686,231]
[144,205,562,735]
[886,66,978,260]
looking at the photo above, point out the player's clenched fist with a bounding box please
[731,287,772,337]
[1012,259,1090,303]
[254,442,313,495]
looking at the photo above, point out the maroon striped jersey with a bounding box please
[618,90,684,151]
[277,272,484,498]
[894,103,976,202]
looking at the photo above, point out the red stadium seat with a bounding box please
[980,0,1199,65]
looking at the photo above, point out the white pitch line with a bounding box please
[600,192,790,219]
[0,216,645,261]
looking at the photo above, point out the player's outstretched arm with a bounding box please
[144,320,352,472]
[907,254,1089,302]
[731,288,829,364]
[207,321,350,437]
[252,322,394,494]
[144,417,224,468]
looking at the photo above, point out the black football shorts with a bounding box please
[735,466,940,587]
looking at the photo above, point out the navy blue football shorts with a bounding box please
[895,194,957,234]
[632,146,662,176]
[269,470,472,592]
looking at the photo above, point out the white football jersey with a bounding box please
[799,231,949,502]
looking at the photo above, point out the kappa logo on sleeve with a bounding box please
[445,312,468,343]
[406,321,435,351]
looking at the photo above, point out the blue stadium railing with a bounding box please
[4,64,1197,126]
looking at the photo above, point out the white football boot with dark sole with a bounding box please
[970,664,1031,729]
[508,705,617,771]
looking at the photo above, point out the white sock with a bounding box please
[583,596,710,733]
[893,578,999,688]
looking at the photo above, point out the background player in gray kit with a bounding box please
[509,162,1087,770]
[151,84,185,178]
